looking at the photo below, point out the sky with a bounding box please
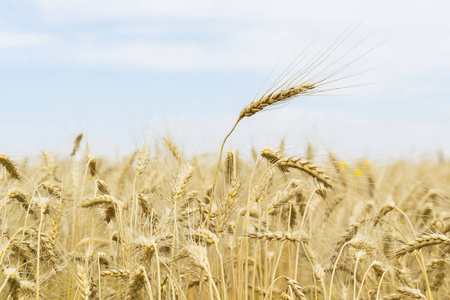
[0,0,449,162]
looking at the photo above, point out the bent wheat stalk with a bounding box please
[207,81,331,227]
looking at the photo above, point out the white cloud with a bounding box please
[0,32,54,48]
[64,21,376,75]
[0,1,444,100]
[35,0,450,24]
[35,0,321,22]
[74,41,258,71]
[28,0,449,87]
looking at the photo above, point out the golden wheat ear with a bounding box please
[163,137,183,163]
[0,153,21,180]
[395,234,450,258]
[71,133,83,156]
[206,32,367,227]
[238,84,315,120]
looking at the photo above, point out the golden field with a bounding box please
[0,131,449,299]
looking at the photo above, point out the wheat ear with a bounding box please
[163,138,183,162]
[96,179,111,195]
[127,266,146,299]
[261,147,332,188]
[395,286,426,299]
[395,233,450,257]
[248,231,308,243]
[136,145,151,175]
[238,84,315,120]
[71,133,83,156]
[101,269,130,277]
[7,189,32,211]
[0,153,20,179]
[75,264,97,300]
[42,150,57,178]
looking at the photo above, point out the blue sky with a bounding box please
[1,0,449,161]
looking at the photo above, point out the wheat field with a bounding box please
[1,125,449,300]
[0,42,449,300]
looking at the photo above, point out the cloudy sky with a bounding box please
[1,1,449,161]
